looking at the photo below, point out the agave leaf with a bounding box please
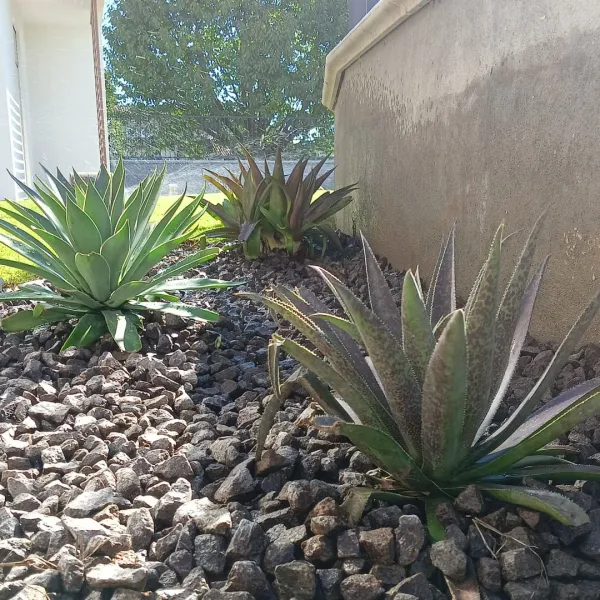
[123,232,192,283]
[83,182,112,241]
[106,281,152,307]
[94,164,111,198]
[460,225,503,455]
[61,313,108,351]
[462,383,600,480]
[505,464,600,480]
[492,213,548,395]
[102,310,142,352]
[66,290,105,310]
[0,224,80,289]
[30,228,93,294]
[145,248,220,288]
[274,285,388,409]
[315,417,426,485]
[255,340,303,458]
[100,221,131,290]
[361,234,403,343]
[74,252,112,303]
[314,223,344,255]
[0,258,75,291]
[285,158,309,202]
[239,221,258,242]
[303,187,355,225]
[243,225,262,259]
[402,270,436,387]
[271,334,394,434]
[251,288,392,423]
[427,224,456,326]
[421,310,467,478]
[474,258,548,442]
[255,339,284,458]
[299,371,352,421]
[66,199,102,254]
[1,307,75,332]
[313,267,421,456]
[480,484,589,527]
[110,157,126,223]
[479,289,600,455]
[149,278,243,293]
[126,193,186,273]
[508,455,573,468]
[311,313,360,342]
[129,301,219,321]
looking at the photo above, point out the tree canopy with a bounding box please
[104,0,348,157]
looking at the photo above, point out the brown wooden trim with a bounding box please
[91,0,108,167]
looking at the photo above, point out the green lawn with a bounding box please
[0,193,224,287]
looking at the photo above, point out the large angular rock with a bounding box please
[223,561,275,600]
[359,528,395,565]
[64,489,129,518]
[226,519,266,563]
[274,561,316,600]
[395,515,425,566]
[58,553,85,593]
[29,402,69,424]
[430,540,467,582]
[194,534,228,575]
[86,564,147,591]
[214,462,255,503]
[127,508,154,551]
[340,574,384,600]
[500,548,543,581]
[154,478,192,526]
[174,498,231,535]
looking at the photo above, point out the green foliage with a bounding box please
[201,149,356,258]
[247,216,600,533]
[104,0,348,156]
[0,161,241,352]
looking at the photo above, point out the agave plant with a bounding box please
[202,153,272,259]
[246,216,600,533]
[202,148,356,258]
[0,161,240,351]
[259,149,357,255]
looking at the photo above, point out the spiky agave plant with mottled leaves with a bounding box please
[245,215,600,534]
[0,161,241,352]
[202,148,356,258]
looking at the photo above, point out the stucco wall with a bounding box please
[334,0,600,341]
[20,20,100,182]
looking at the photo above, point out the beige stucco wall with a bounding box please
[333,0,600,342]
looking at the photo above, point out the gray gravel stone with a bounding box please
[274,560,316,600]
[395,515,425,566]
[500,548,543,581]
[430,540,467,582]
[226,519,266,563]
[340,574,384,600]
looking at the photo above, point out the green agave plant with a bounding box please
[0,161,240,352]
[246,216,600,534]
[202,152,273,259]
[258,149,357,256]
[201,148,356,258]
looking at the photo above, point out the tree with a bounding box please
[104,0,348,157]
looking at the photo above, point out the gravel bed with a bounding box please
[1,237,600,600]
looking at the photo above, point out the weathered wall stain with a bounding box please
[334,0,600,340]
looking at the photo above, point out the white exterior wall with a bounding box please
[21,20,100,182]
[0,0,102,200]
[0,0,25,199]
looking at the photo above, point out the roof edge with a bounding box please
[322,0,431,110]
